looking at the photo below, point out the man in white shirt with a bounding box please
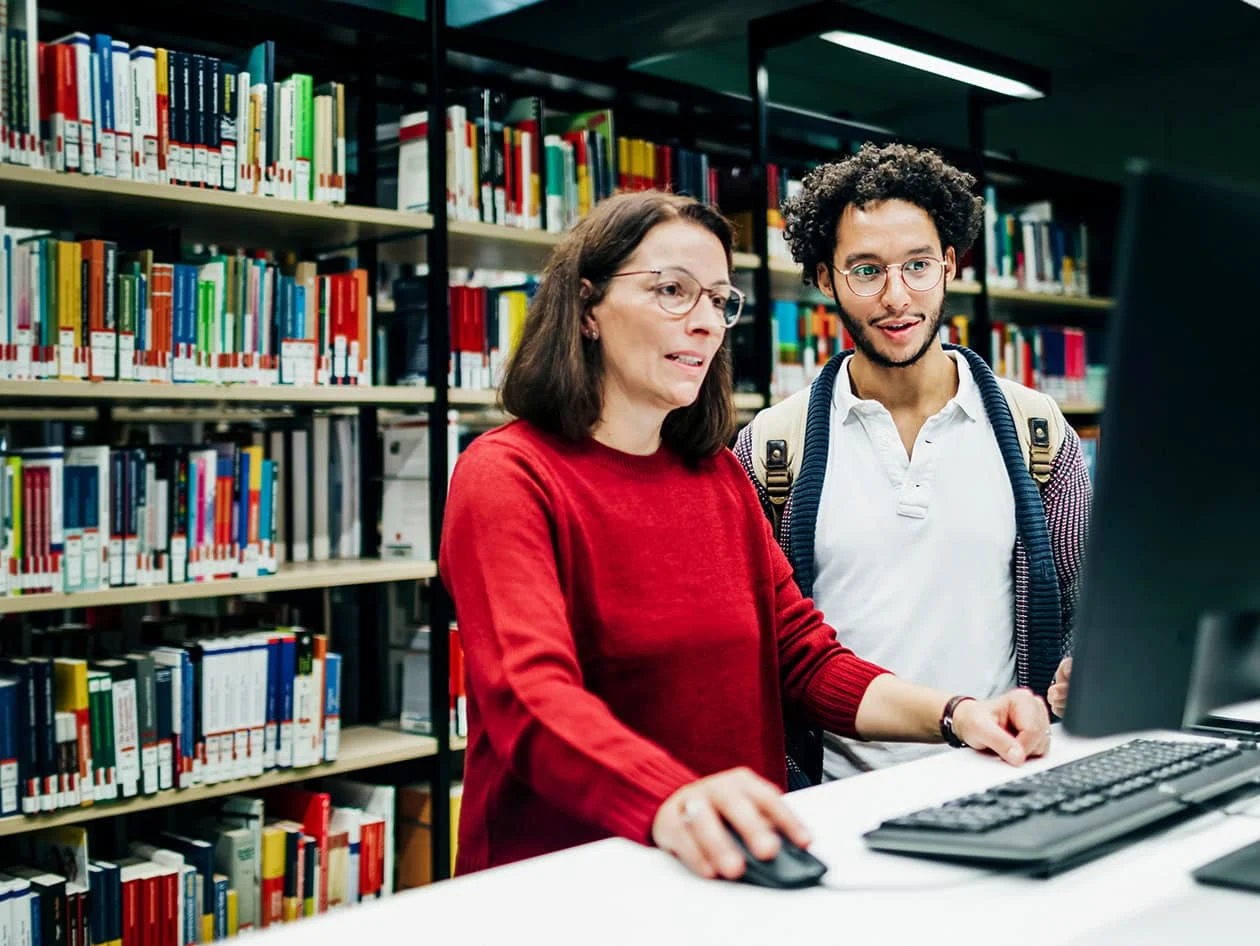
[735,142,1089,784]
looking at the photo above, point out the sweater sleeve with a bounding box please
[763,512,891,738]
[438,439,699,845]
[1044,423,1093,654]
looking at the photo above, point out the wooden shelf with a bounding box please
[988,287,1113,309]
[443,220,562,272]
[0,380,436,406]
[732,252,761,270]
[0,559,437,615]
[0,164,432,251]
[448,388,500,406]
[733,392,766,410]
[0,726,439,838]
[1058,401,1104,414]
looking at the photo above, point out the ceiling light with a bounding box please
[820,29,1045,100]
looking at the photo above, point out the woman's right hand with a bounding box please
[651,767,814,880]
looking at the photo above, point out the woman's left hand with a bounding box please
[953,689,1052,766]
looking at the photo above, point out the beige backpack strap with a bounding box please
[749,388,811,541]
[997,378,1065,488]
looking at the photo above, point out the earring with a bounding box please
[585,328,599,341]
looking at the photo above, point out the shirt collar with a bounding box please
[832,350,984,423]
[949,350,984,422]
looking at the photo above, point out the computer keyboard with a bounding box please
[863,738,1260,874]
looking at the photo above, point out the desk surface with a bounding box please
[252,729,1260,945]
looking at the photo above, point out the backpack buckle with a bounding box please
[765,439,790,506]
[1028,418,1052,486]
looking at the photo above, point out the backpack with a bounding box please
[749,373,1067,784]
[749,376,1066,543]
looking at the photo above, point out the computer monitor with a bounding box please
[1063,161,1260,739]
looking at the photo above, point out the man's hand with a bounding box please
[651,768,813,881]
[1048,657,1072,719]
[953,688,1052,766]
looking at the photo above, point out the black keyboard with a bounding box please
[863,738,1260,874]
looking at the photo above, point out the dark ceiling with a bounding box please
[461,0,1260,187]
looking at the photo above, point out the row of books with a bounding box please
[1,440,280,597]
[0,629,340,817]
[1,413,366,599]
[1,13,347,203]
[378,271,534,391]
[0,215,373,387]
[987,322,1106,406]
[983,188,1092,296]
[0,781,393,946]
[394,94,722,232]
[398,622,467,740]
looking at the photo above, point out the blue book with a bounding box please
[0,677,18,815]
[323,653,341,762]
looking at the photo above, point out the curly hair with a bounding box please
[781,142,985,287]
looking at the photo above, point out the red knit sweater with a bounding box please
[438,421,890,874]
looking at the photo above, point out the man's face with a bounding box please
[815,199,955,369]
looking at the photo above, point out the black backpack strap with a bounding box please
[765,438,791,543]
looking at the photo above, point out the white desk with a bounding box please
[252,729,1260,945]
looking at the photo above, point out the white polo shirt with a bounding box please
[813,351,1017,779]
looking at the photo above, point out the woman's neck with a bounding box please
[592,392,667,456]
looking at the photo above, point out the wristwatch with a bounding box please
[939,695,976,748]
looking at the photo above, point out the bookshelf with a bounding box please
[0,725,441,838]
[0,380,438,405]
[0,559,436,615]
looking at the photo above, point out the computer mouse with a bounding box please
[726,827,829,889]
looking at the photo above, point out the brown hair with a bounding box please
[500,190,736,464]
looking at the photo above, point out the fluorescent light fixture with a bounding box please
[820,29,1045,100]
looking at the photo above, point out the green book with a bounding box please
[292,74,313,201]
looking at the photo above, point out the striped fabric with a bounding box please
[734,346,1092,785]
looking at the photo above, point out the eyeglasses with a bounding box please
[607,267,745,327]
[834,256,947,297]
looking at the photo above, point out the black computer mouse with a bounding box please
[726,827,829,889]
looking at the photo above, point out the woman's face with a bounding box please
[584,220,734,418]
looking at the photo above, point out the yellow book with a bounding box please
[261,825,286,926]
[226,889,238,938]
[201,916,214,943]
[155,49,169,183]
[53,658,92,806]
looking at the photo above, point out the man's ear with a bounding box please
[944,246,957,281]
[815,262,834,296]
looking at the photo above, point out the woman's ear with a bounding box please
[579,279,600,340]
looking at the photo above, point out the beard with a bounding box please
[835,295,946,369]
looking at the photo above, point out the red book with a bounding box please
[264,788,331,912]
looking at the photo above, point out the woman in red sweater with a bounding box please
[438,190,1052,881]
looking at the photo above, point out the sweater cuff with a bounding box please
[809,658,892,739]
[603,755,699,847]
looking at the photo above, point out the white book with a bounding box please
[396,111,429,213]
[249,637,267,777]
[0,876,32,946]
[311,417,330,562]
[235,69,251,193]
[110,41,134,180]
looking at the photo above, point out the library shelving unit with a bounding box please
[0,0,1127,890]
[0,0,464,882]
[743,4,1120,420]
